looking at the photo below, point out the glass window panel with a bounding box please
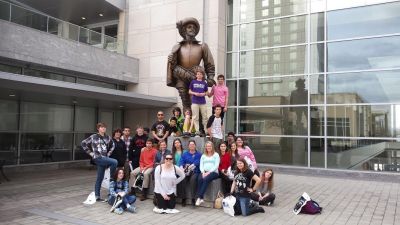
[240,45,307,77]
[238,76,308,106]
[227,0,240,24]
[20,133,73,164]
[21,102,73,132]
[48,17,63,36]
[226,53,239,78]
[327,2,400,40]
[113,110,123,130]
[79,27,90,44]
[227,25,239,52]
[74,133,92,160]
[0,63,22,74]
[0,133,18,165]
[310,138,324,168]
[24,69,75,82]
[240,15,307,50]
[226,80,237,106]
[239,107,308,136]
[327,105,394,138]
[225,108,237,134]
[311,13,324,42]
[0,1,10,21]
[76,78,116,89]
[310,43,324,74]
[66,23,79,41]
[75,106,96,132]
[327,70,400,104]
[310,74,324,104]
[311,106,324,136]
[240,0,307,22]
[328,36,400,72]
[89,30,102,46]
[327,138,399,172]
[11,5,47,31]
[241,136,308,166]
[0,99,18,131]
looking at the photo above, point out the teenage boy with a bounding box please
[121,126,133,175]
[169,117,180,137]
[206,104,224,148]
[209,74,229,119]
[130,125,148,170]
[151,111,170,144]
[189,68,209,136]
[130,138,157,201]
[227,131,236,146]
[81,122,117,201]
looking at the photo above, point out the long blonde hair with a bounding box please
[203,141,215,156]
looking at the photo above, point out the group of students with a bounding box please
[81,123,276,216]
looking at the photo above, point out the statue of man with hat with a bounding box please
[167,17,216,112]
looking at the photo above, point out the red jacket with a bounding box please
[218,152,231,171]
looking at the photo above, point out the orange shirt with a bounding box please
[139,148,157,169]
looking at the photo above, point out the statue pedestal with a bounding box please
[167,136,207,153]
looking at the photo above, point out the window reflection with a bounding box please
[239,0,307,22]
[240,15,307,50]
[238,136,307,166]
[240,45,307,77]
[327,2,400,40]
[327,70,400,104]
[239,107,308,136]
[328,36,400,72]
[326,105,394,138]
[327,139,400,172]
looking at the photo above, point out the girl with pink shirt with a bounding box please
[236,137,260,178]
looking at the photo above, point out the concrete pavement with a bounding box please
[0,167,399,225]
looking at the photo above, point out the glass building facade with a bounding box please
[226,0,400,172]
[0,99,123,165]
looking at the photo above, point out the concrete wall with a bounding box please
[0,20,139,83]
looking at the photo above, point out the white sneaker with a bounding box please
[165,209,180,214]
[153,207,163,214]
[199,199,204,206]
[195,198,201,206]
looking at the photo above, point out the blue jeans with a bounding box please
[196,172,219,199]
[94,157,118,198]
[108,195,136,210]
[238,196,251,216]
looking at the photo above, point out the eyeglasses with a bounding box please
[165,158,173,160]
[157,114,164,116]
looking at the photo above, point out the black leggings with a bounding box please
[154,193,176,210]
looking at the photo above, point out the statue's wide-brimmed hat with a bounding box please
[177,17,200,38]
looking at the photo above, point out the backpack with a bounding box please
[293,192,322,215]
[133,172,144,191]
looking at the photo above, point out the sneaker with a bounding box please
[165,209,180,214]
[110,197,123,212]
[195,198,204,206]
[153,207,163,214]
[127,205,137,213]
[96,198,105,202]
[114,207,123,215]
[191,198,196,206]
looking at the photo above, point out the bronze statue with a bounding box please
[167,17,216,111]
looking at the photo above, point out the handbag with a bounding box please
[214,191,224,209]
[222,195,236,217]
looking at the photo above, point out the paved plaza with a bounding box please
[0,167,399,225]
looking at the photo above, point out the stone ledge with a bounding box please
[258,163,400,183]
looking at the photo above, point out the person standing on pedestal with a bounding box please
[208,74,229,120]
[189,68,209,136]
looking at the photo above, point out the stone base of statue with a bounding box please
[167,136,207,152]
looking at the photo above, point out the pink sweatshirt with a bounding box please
[238,146,257,169]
